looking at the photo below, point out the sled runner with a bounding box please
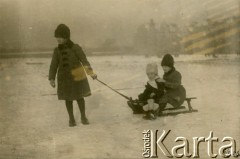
[127,97,198,116]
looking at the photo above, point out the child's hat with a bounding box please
[54,24,70,39]
[146,63,158,75]
[161,54,174,68]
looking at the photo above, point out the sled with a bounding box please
[95,79,198,116]
[127,97,198,116]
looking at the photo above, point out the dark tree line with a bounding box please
[134,19,182,56]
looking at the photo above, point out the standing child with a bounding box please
[157,54,186,115]
[138,63,165,120]
[49,24,97,127]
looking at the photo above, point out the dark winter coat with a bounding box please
[49,40,93,100]
[161,67,186,107]
[138,78,165,103]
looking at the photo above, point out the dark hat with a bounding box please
[54,24,70,39]
[161,54,174,68]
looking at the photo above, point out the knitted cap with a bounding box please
[54,24,70,39]
[161,54,174,68]
[146,63,158,75]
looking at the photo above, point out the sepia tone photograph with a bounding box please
[0,0,239,158]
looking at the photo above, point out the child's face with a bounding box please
[56,38,67,44]
[162,66,172,73]
[147,72,157,80]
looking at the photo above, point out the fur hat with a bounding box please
[146,63,158,75]
[54,24,70,39]
[161,54,174,68]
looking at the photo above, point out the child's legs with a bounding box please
[76,98,86,118]
[152,103,159,111]
[158,94,180,114]
[143,99,158,120]
[143,99,159,111]
[142,104,149,111]
[143,99,153,111]
[148,99,159,111]
[168,98,181,108]
[65,100,74,121]
[158,95,168,113]
[147,99,154,110]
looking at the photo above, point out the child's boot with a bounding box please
[66,100,76,127]
[69,119,76,127]
[81,117,89,125]
[77,98,90,125]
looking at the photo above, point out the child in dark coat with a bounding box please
[138,63,165,120]
[157,54,186,115]
[49,24,97,127]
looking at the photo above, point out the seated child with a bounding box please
[157,54,186,115]
[138,63,165,120]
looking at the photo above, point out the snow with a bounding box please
[0,55,239,158]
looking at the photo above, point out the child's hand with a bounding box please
[156,78,165,83]
[50,80,55,88]
[150,93,155,98]
[91,73,97,80]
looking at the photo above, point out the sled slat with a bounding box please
[185,97,197,111]
[185,97,197,100]
[160,109,198,117]
[164,106,186,111]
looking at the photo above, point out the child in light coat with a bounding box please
[138,63,165,120]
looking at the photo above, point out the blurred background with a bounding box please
[0,0,239,56]
[0,1,239,158]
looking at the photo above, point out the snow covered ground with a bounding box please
[0,55,239,159]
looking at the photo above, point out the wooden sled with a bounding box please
[95,79,198,117]
[127,97,198,116]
